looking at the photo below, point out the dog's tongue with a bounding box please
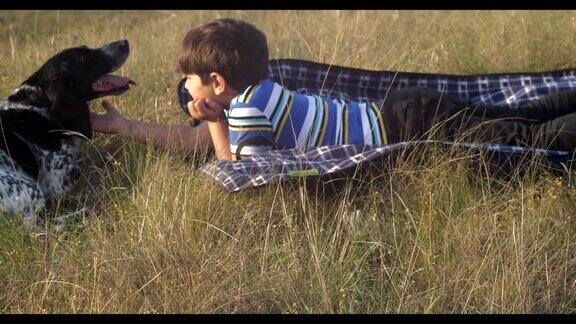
[92,74,137,92]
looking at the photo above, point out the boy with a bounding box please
[90,18,576,160]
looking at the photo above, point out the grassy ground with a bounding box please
[1,10,576,313]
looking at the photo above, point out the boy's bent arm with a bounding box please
[207,119,234,160]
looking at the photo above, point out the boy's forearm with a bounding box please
[118,119,213,156]
[207,119,234,160]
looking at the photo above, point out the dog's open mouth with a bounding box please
[92,74,137,95]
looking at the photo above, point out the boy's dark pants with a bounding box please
[379,87,576,151]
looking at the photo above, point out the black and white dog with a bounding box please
[0,40,136,228]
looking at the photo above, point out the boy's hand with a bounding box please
[188,98,225,122]
[89,100,128,134]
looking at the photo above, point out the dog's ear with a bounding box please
[46,77,93,139]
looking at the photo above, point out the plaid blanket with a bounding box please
[194,59,576,192]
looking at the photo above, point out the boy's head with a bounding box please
[177,18,269,100]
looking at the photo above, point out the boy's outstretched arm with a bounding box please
[90,100,214,156]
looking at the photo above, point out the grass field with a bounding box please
[1,10,576,313]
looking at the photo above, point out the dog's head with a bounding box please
[8,40,136,139]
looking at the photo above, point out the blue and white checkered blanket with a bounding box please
[196,59,576,192]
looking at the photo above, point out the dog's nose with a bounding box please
[118,39,129,49]
[113,39,129,51]
[101,39,130,53]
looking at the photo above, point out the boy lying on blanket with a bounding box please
[90,18,576,160]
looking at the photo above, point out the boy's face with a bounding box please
[184,74,217,103]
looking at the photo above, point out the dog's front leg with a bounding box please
[37,138,83,199]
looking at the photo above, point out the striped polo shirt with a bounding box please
[226,79,388,157]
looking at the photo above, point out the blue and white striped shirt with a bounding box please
[226,79,388,157]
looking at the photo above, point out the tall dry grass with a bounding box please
[0,10,576,313]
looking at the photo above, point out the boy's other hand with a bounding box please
[90,100,128,134]
[188,98,225,122]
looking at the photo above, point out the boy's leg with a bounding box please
[531,112,576,151]
[380,87,462,143]
[452,112,576,151]
[379,87,576,149]
[462,90,576,123]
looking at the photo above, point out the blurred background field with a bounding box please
[0,10,576,313]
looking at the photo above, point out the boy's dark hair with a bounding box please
[177,18,269,92]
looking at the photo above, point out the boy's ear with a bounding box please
[209,72,227,95]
